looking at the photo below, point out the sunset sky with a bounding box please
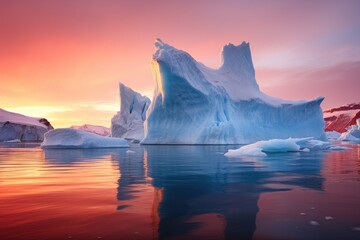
[1,0,359,128]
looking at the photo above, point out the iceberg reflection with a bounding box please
[44,148,125,163]
[114,144,324,239]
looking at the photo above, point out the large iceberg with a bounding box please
[141,39,326,144]
[111,83,151,141]
[41,128,128,149]
[0,108,53,142]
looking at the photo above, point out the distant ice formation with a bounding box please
[41,128,128,149]
[324,102,360,133]
[71,124,110,136]
[225,137,350,157]
[325,114,360,141]
[0,108,53,142]
[111,83,151,141]
[142,39,326,144]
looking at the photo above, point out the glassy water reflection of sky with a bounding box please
[0,143,359,240]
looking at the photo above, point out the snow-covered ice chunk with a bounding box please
[338,132,358,141]
[112,83,150,141]
[295,138,332,150]
[41,128,129,149]
[225,138,301,157]
[142,39,326,144]
[225,137,349,157]
[338,123,360,141]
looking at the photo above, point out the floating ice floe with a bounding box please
[224,137,350,157]
[309,221,320,226]
[41,128,129,149]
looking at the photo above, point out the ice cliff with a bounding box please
[141,39,326,144]
[0,108,53,142]
[111,83,151,141]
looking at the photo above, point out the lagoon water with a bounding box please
[0,142,360,240]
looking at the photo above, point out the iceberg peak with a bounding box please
[220,41,254,74]
[155,38,167,48]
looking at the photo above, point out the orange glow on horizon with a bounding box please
[1,1,359,127]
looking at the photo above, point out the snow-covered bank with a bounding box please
[324,103,360,133]
[0,108,53,142]
[41,128,128,149]
[225,138,350,157]
[142,39,326,144]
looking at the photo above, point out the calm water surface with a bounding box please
[0,142,360,240]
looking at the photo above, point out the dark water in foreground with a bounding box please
[0,142,360,240]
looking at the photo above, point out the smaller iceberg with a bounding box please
[337,119,360,141]
[225,137,350,157]
[111,83,151,141]
[41,128,129,149]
